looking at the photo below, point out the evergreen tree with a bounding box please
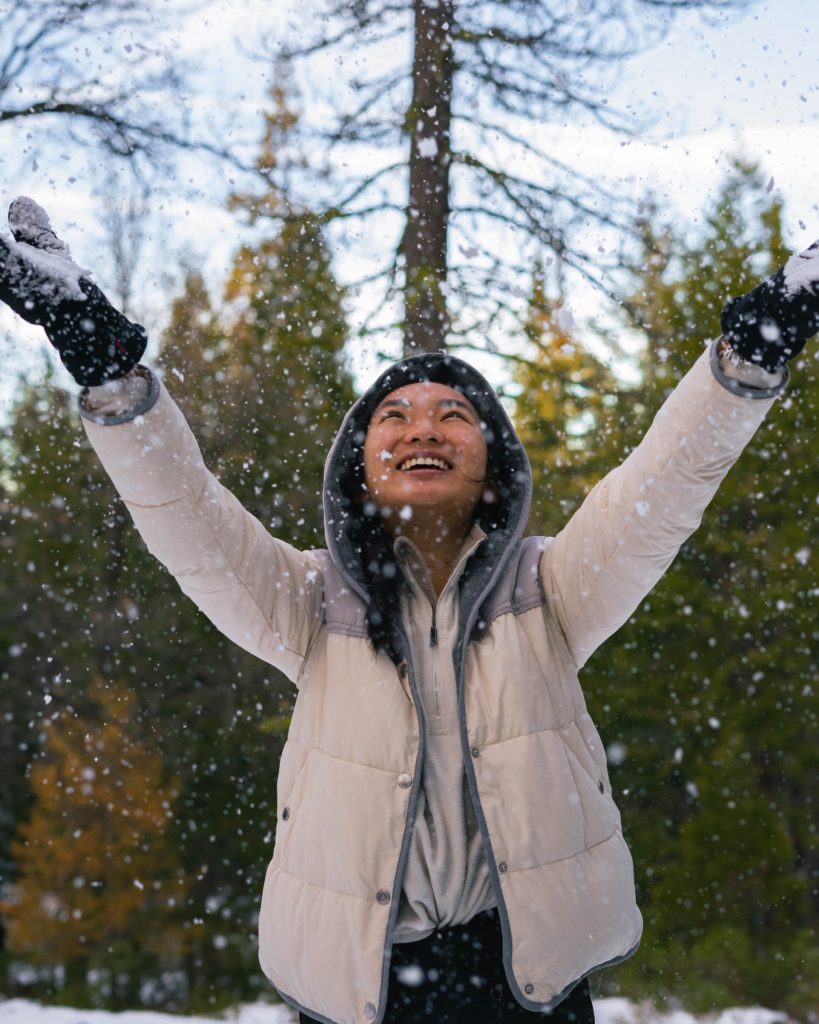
[140,86,357,1010]
[1,83,357,1010]
[584,161,819,1016]
[0,377,132,991]
[3,679,188,1009]
[515,261,623,535]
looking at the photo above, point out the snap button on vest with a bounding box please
[524,983,535,995]
[398,662,408,678]
[598,779,605,793]
[364,1002,376,1020]
[470,746,480,758]
[397,773,412,788]
[281,806,290,821]
[498,861,508,873]
[375,889,391,905]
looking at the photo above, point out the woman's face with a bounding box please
[362,381,489,528]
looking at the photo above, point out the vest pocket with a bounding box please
[273,744,312,861]
[561,742,618,852]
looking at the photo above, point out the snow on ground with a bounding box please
[0,1003,293,1024]
[0,1000,795,1024]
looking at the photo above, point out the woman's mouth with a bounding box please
[397,455,453,472]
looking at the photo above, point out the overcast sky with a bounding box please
[1,0,817,413]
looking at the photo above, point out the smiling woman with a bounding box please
[362,383,489,595]
[2,199,819,1024]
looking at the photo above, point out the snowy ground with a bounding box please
[0,1000,795,1024]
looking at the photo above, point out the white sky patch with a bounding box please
[3,0,819,420]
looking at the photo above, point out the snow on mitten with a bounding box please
[0,197,147,386]
[721,239,819,372]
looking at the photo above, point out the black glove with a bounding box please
[721,240,819,372]
[0,197,147,386]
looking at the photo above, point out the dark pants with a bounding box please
[298,909,595,1024]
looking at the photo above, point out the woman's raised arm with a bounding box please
[541,239,819,669]
[1,197,325,683]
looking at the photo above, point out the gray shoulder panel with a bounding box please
[313,550,369,638]
[480,535,547,626]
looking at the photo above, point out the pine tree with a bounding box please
[515,261,624,535]
[584,161,819,1015]
[3,678,189,1009]
[1,82,359,1010]
[139,84,357,1010]
[0,377,131,991]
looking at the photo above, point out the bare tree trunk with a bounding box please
[403,0,454,354]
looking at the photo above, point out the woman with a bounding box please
[2,198,817,1024]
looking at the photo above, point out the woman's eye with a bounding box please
[380,410,405,421]
[443,411,467,421]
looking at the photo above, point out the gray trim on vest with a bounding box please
[375,631,427,1024]
[314,553,428,1024]
[314,550,369,638]
[78,365,161,425]
[477,535,546,629]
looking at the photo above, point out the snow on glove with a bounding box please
[0,197,147,386]
[721,239,819,372]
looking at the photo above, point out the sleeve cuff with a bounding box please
[78,365,161,425]
[709,337,789,400]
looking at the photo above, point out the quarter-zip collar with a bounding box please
[393,523,487,609]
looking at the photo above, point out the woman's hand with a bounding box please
[721,238,819,372]
[0,197,146,386]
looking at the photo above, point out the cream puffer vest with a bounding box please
[80,345,781,1024]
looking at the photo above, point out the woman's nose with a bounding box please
[406,418,443,443]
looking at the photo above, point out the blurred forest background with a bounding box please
[0,0,817,1019]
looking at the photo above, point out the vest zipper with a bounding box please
[430,612,441,725]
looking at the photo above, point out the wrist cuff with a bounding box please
[79,365,160,425]
[710,338,788,400]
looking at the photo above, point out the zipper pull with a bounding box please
[430,623,439,647]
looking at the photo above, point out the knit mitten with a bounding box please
[0,197,146,386]
[721,240,819,372]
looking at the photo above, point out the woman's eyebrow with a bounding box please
[375,397,412,412]
[373,396,474,414]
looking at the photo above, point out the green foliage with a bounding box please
[577,161,818,1018]
[149,199,355,1011]
[513,160,817,1017]
[1,85,356,1010]
[3,679,189,1009]
[515,261,625,535]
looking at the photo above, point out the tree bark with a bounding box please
[404,0,454,354]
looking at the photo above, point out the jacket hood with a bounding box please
[323,352,532,600]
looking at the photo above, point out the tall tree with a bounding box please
[141,88,357,1010]
[274,0,752,353]
[3,679,189,1009]
[0,84,357,1010]
[515,259,623,535]
[581,160,819,1017]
